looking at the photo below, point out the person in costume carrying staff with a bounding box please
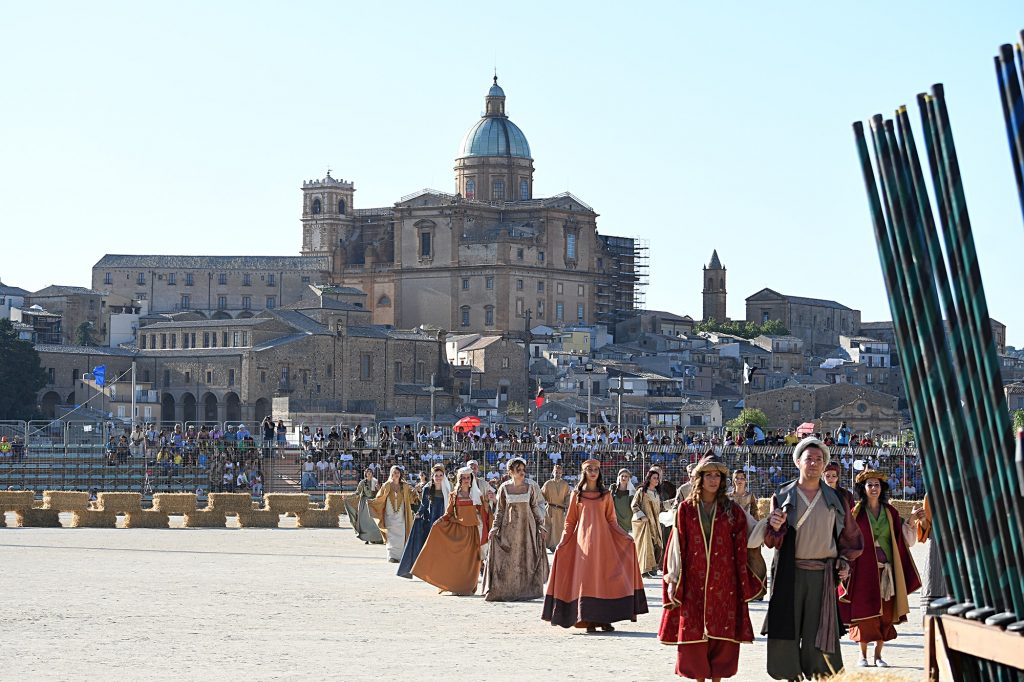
[542,458,648,633]
[660,455,762,681]
[412,466,484,595]
[397,463,450,579]
[763,437,863,680]
[368,465,418,563]
[840,469,922,669]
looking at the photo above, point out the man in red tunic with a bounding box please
[659,454,762,680]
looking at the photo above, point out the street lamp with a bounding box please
[584,361,594,428]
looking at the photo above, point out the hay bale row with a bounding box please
[0,490,34,512]
[207,492,253,513]
[15,509,61,527]
[70,510,117,528]
[183,509,227,528]
[43,491,90,511]
[324,493,347,512]
[263,493,311,515]
[152,492,197,514]
[297,509,340,528]
[236,511,281,528]
[96,492,143,513]
[124,511,170,529]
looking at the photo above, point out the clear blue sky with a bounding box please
[2,2,1022,346]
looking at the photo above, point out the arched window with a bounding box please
[465,179,476,200]
[338,199,346,214]
[377,294,391,307]
[708,278,713,290]
[312,198,322,214]
[520,179,529,201]
[719,277,725,290]
[492,179,505,201]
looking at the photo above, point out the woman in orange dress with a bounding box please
[542,458,648,632]
[411,467,484,595]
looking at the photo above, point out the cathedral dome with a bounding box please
[456,76,532,160]
[458,117,532,159]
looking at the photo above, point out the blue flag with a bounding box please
[93,365,106,387]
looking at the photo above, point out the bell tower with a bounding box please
[702,249,727,322]
[300,171,355,258]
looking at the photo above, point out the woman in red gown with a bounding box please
[542,458,648,632]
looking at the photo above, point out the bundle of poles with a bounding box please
[995,33,1024,225]
[852,83,1024,680]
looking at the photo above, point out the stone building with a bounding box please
[446,334,527,407]
[0,279,29,320]
[744,382,898,431]
[702,250,727,322]
[817,397,902,438]
[35,303,457,423]
[745,288,861,354]
[91,78,644,336]
[751,334,806,375]
[92,255,330,322]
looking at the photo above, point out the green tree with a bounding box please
[694,318,791,340]
[75,321,98,346]
[0,319,48,420]
[726,407,769,434]
[1013,410,1024,433]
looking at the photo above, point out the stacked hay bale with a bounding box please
[43,491,111,528]
[263,494,311,516]
[236,509,281,528]
[95,492,168,528]
[297,504,341,528]
[152,493,197,515]
[0,490,35,528]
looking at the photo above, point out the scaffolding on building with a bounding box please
[595,235,649,327]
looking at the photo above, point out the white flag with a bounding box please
[743,362,756,385]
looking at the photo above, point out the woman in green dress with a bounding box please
[609,468,634,534]
[344,468,384,544]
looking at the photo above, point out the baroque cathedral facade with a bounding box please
[95,78,641,334]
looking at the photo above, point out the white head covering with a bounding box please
[456,465,484,504]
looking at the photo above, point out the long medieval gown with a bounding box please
[840,501,920,643]
[368,480,417,561]
[485,481,550,601]
[343,479,383,544]
[542,490,648,628]
[411,494,483,595]
[729,489,767,600]
[610,483,633,533]
[631,487,664,574]
[541,477,571,551]
[660,499,761,679]
[397,484,448,579]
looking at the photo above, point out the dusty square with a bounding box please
[0,514,926,681]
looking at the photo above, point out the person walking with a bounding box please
[397,464,450,579]
[660,455,762,680]
[411,466,485,595]
[343,468,384,544]
[369,465,418,563]
[542,459,648,632]
[541,464,570,551]
[729,468,767,601]
[763,438,864,680]
[840,470,922,668]
[631,468,664,577]
[609,468,635,533]
[485,457,550,601]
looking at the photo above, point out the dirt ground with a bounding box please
[0,513,926,681]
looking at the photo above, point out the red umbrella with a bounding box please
[796,422,816,435]
[453,416,481,433]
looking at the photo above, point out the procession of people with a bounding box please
[335,432,928,680]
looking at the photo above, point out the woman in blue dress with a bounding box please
[398,464,451,578]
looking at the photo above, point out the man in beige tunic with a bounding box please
[540,464,570,551]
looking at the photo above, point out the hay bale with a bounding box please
[14,508,61,527]
[0,490,34,512]
[207,492,253,513]
[42,490,90,511]
[182,509,228,528]
[152,493,197,514]
[324,493,347,512]
[70,510,118,528]
[297,509,340,528]
[97,492,143,513]
[236,510,281,528]
[124,510,170,528]
[263,493,311,515]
